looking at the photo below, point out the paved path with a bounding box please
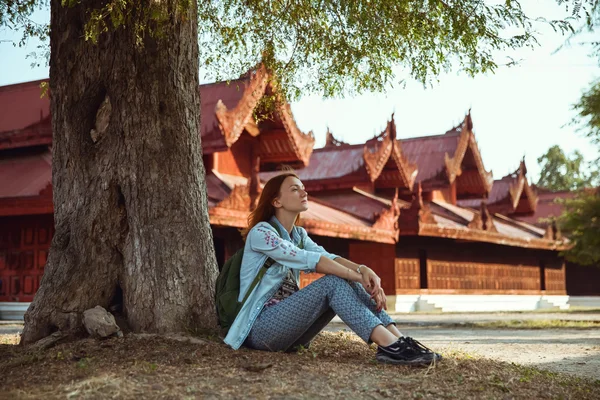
[406,327,599,380]
[330,313,600,380]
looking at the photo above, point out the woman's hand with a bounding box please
[372,287,387,312]
[360,266,381,297]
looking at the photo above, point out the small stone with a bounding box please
[83,306,121,338]
[244,362,273,372]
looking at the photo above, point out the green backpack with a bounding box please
[214,222,303,335]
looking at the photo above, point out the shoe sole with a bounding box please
[376,353,442,366]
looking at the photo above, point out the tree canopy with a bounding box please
[554,0,600,266]
[558,188,600,265]
[2,0,596,101]
[536,145,599,191]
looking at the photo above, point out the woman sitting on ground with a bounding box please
[224,171,442,366]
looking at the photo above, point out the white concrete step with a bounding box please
[0,302,30,320]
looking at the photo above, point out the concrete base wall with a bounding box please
[0,302,30,320]
[388,295,598,312]
[2,297,600,321]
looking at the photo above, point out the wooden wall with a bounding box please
[0,215,54,302]
[394,237,566,295]
[566,262,600,296]
[0,218,569,302]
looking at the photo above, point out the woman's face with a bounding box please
[273,176,309,213]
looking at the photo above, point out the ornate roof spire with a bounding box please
[249,156,261,211]
[324,128,348,147]
[465,109,473,131]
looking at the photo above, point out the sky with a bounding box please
[1,2,598,183]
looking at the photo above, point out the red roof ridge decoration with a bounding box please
[372,189,401,239]
[214,182,252,211]
[515,159,538,212]
[213,65,315,165]
[399,183,436,234]
[248,156,262,211]
[215,65,269,147]
[275,100,315,165]
[467,200,498,232]
[325,128,350,147]
[414,200,568,250]
[352,186,414,208]
[489,158,538,215]
[443,111,493,192]
[543,219,563,241]
[212,157,263,212]
[363,115,417,189]
[209,183,398,244]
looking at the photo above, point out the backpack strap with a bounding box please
[240,221,303,304]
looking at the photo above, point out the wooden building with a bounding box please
[506,186,600,299]
[290,115,570,311]
[0,69,583,312]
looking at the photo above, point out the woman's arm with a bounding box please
[315,256,382,299]
[328,257,387,312]
[315,255,363,282]
[333,258,382,294]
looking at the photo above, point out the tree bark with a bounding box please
[21,0,218,344]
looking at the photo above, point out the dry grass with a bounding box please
[0,331,598,399]
[0,334,20,345]
[452,319,600,330]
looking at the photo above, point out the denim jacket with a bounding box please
[223,216,339,350]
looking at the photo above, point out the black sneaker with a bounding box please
[376,336,442,366]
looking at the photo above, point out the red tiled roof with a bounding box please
[430,201,545,241]
[399,130,460,183]
[205,172,233,204]
[302,198,371,227]
[205,172,372,227]
[0,77,250,152]
[488,177,513,204]
[0,147,52,198]
[0,80,50,134]
[309,191,389,222]
[199,78,249,152]
[457,178,515,209]
[257,144,368,184]
[455,198,481,208]
[514,190,575,227]
[295,145,367,180]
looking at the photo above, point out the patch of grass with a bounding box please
[0,331,598,399]
[0,333,20,345]
[453,319,600,330]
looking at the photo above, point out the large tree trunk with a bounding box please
[21,0,218,344]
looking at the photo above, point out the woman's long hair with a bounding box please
[240,171,299,240]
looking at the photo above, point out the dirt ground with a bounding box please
[1,330,599,400]
[3,314,600,381]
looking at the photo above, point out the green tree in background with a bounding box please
[557,81,600,265]
[559,189,600,265]
[555,1,600,266]
[536,145,599,191]
[0,0,594,343]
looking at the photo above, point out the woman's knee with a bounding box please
[317,274,348,287]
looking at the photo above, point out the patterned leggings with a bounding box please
[244,274,395,352]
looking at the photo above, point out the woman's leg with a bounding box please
[285,307,336,352]
[245,275,396,352]
[347,281,403,337]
